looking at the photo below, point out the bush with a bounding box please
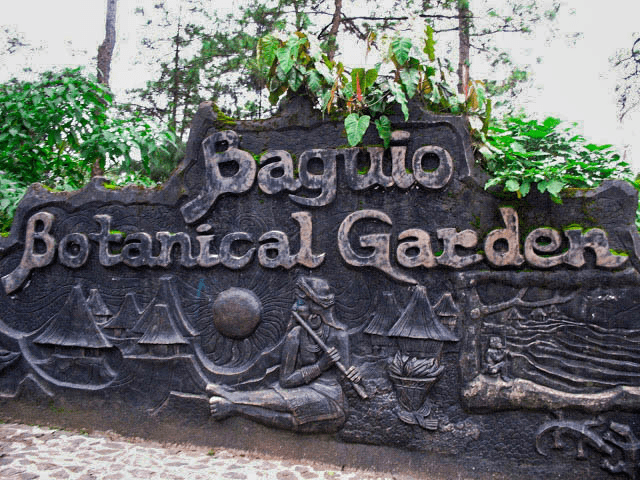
[480,115,633,202]
[0,67,175,228]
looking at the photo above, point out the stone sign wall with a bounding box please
[1,98,640,478]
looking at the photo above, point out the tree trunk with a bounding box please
[97,0,117,87]
[94,0,117,177]
[170,15,182,135]
[327,0,342,61]
[457,0,471,95]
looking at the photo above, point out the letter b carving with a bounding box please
[181,131,256,224]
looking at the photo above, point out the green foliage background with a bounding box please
[0,23,635,234]
[0,68,175,232]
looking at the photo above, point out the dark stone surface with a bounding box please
[0,97,639,479]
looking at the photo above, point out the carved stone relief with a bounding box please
[206,276,365,433]
[0,100,637,478]
[536,412,640,479]
[459,272,640,416]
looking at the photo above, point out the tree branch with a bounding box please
[326,0,342,60]
[432,27,461,34]
[471,27,527,37]
[341,13,463,21]
[279,10,463,21]
[470,43,492,54]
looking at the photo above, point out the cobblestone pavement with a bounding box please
[0,422,405,480]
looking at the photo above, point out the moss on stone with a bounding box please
[212,103,237,130]
[610,249,629,256]
[563,224,583,230]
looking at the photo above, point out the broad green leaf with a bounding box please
[536,181,549,194]
[320,90,332,110]
[351,68,365,92]
[523,129,547,139]
[257,34,279,69]
[342,83,354,100]
[276,41,299,75]
[276,47,293,74]
[505,179,520,192]
[545,179,565,196]
[323,57,335,71]
[275,63,288,82]
[389,82,409,121]
[428,82,441,105]
[288,67,304,92]
[478,146,495,160]
[484,177,503,189]
[585,143,611,152]
[375,116,391,148]
[399,68,420,99]
[519,181,531,196]
[543,117,561,129]
[474,82,486,108]
[510,141,526,154]
[306,70,324,95]
[364,68,378,90]
[391,37,412,65]
[316,62,334,83]
[344,113,370,147]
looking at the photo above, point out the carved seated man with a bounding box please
[485,336,508,379]
[207,276,361,433]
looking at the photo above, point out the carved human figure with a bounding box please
[207,276,361,433]
[485,336,509,380]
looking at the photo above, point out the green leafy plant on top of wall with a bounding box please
[257,28,489,148]
[479,115,633,203]
[258,29,635,219]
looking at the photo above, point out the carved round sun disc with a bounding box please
[212,288,263,339]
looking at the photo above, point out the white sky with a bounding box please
[1,0,639,169]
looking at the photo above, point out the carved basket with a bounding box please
[389,373,439,412]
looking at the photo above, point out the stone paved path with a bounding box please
[0,422,406,480]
